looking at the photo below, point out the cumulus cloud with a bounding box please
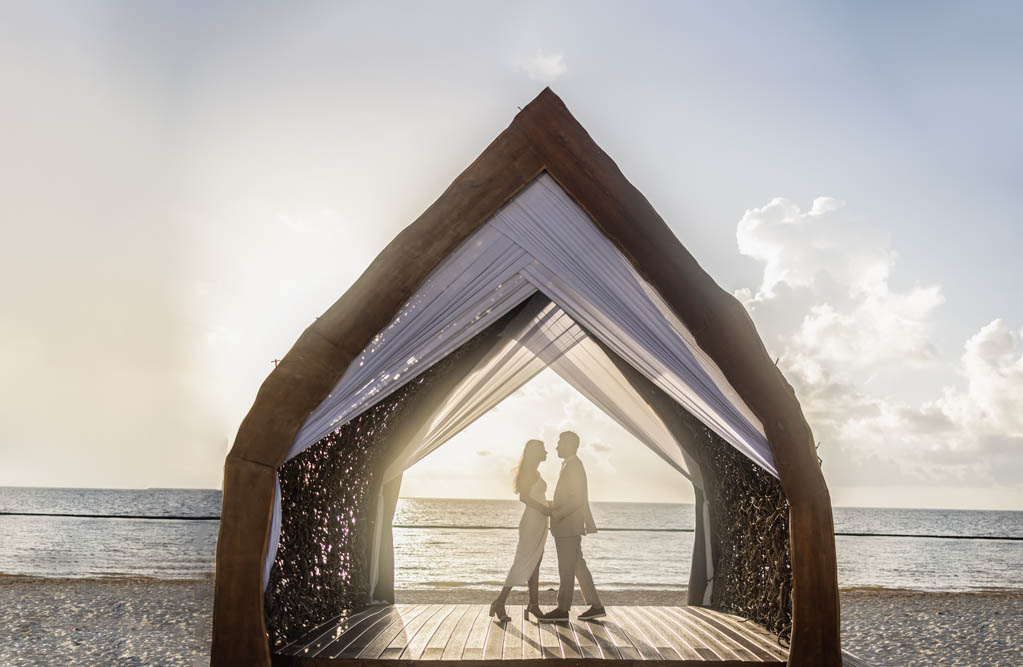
[735,197,1021,491]
[521,49,567,82]
[779,324,1022,489]
[737,197,943,369]
[737,197,885,298]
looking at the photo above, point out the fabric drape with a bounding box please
[263,174,771,590]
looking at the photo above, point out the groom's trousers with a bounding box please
[554,535,602,610]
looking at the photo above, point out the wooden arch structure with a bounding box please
[211,88,841,667]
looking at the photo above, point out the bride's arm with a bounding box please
[518,475,550,514]
[519,492,550,514]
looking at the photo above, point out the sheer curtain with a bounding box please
[263,174,770,590]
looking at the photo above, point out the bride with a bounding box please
[489,439,550,622]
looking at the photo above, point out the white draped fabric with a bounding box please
[263,174,772,589]
[379,298,703,488]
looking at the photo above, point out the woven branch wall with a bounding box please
[262,300,792,647]
[264,391,400,649]
[264,320,508,649]
[690,420,793,643]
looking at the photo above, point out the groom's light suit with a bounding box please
[550,454,602,610]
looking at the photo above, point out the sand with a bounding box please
[3,576,1021,666]
[2,576,214,667]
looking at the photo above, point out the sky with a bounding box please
[1,2,1020,510]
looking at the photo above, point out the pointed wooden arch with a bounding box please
[211,88,841,666]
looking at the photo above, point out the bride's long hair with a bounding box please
[512,439,545,494]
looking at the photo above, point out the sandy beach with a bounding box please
[3,576,1021,666]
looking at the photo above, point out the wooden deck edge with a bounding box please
[274,654,869,667]
[275,655,871,667]
[273,659,785,667]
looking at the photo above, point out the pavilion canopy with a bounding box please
[264,174,773,588]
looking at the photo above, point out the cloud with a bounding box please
[939,319,1023,435]
[521,49,567,82]
[735,197,1021,491]
[736,197,943,369]
[786,316,1023,487]
[476,449,491,457]
[738,197,886,299]
[591,442,612,452]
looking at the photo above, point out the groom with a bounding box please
[538,431,605,622]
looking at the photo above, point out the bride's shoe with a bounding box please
[526,603,543,621]
[489,600,511,623]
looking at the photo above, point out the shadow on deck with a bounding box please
[272,604,872,666]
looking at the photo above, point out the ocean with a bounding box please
[1,488,1021,593]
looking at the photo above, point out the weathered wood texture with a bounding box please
[271,605,869,667]
[212,88,840,666]
[273,605,788,665]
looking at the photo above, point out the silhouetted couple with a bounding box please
[489,431,605,623]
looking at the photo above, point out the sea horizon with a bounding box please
[2,488,1021,593]
[3,485,1022,514]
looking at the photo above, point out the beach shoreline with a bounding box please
[4,576,1021,666]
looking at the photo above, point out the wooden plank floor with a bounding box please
[273,604,869,667]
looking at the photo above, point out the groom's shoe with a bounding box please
[537,608,570,623]
[577,605,606,621]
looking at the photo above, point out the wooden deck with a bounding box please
[272,604,869,667]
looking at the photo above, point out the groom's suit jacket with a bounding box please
[550,455,598,538]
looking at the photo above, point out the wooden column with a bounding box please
[211,457,277,667]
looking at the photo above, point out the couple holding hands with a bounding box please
[489,431,605,623]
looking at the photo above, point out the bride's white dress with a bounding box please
[503,475,548,587]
